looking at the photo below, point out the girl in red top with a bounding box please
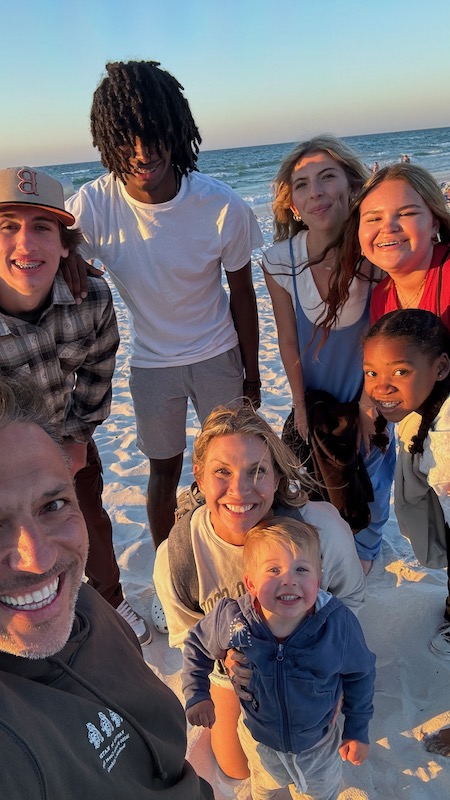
[322,163,450,333]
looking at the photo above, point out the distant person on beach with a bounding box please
[363,309,450,756]
[0,167,150,646]
[372,161,379,173]
[0,374,213,800]
[182,517,375,800]
[154,404,366,779]
[262,135,395,575]
[65,61,263,593]
[401,154,411,163]
[440,181,450,207]
[325,164,450,331]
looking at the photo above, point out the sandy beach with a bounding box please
[96,262,450,799]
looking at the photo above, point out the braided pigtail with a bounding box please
[409,375,450,456]
[370,413,390,453]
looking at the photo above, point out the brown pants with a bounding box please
[75,438,123,608]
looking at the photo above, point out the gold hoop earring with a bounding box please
[292,212,302,222]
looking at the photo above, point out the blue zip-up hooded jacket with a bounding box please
[183,591,375,754]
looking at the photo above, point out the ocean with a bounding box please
[44,125,450,247]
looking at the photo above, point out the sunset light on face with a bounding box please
[1,2,448,795]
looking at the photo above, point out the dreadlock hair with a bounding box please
[90,60,202,183]
[364,309,450,457]
[322,164,450,339]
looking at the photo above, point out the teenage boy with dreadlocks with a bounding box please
[66,61,263,608]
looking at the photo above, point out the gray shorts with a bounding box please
[237,714,342,800]
[129,345,243,459]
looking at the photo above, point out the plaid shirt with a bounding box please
[0,274,119,441]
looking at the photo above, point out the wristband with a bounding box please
[244,379,261,389]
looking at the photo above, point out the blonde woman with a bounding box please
[154,404,365,779]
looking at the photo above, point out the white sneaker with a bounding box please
[116,600,152,646]
[151,594,168,634]
[429,622,450,659]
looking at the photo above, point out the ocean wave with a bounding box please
[49,127,450,203]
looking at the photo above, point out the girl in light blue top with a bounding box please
[263,135,395,573]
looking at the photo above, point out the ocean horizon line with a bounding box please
[30,124,450,171]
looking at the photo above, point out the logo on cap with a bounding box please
[16,168,39,197]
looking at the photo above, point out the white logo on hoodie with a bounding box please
[86,708,129,771]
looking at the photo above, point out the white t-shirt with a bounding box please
[262,230,372,327]
[420,394,450,524]
[66,171,263,368]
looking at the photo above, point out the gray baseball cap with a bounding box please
[0,167,75,226]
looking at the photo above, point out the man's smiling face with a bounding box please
[0,422,88,658]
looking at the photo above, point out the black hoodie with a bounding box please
[0,584,213,799]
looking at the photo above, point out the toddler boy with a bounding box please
[182,517,375,800]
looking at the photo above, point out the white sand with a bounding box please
[95,266,450,799]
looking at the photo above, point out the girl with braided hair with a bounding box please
[364,309,450,634]
[363,308,450,756]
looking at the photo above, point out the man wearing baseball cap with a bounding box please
[0,166,151,645]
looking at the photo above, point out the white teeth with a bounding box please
[378,401,399,408]
[377,241,401,248]
[279,595,300,601]
[225,504,253,513]
[13,260,41,269]
[135,162,161,174]
[0,576,59,610]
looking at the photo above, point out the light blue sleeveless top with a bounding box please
[289,237,371,404]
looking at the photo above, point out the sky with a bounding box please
[1,0,449,168]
